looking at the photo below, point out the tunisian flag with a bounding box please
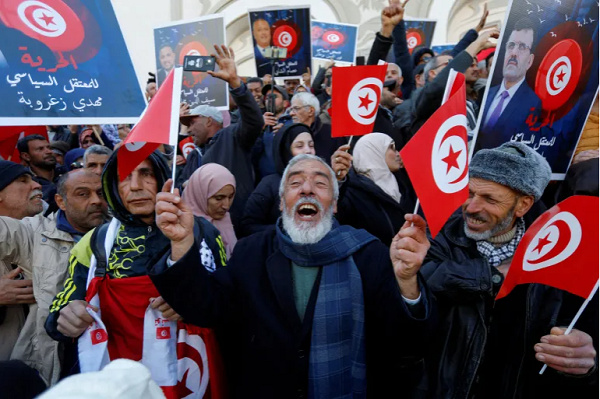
[496,195,599,300]
[330,65,386,137]
[0,126,48,163]
[400,69,469,238]
[118,67,182,181]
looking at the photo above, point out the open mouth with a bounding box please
[296,203,319,220]
[466,215,488,230]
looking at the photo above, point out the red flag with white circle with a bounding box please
[322,30,346,49]
[496,195,599,300]
[406,28,424,54]
[400,69,469,238]
[534,39,582,112]
[179,136,196,160]
[0,0,85,52]
[331,65,386,138]
[118,67,182,181]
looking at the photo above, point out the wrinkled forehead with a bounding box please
[286,159,332,182]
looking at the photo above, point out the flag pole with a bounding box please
[539,280,600,374]
[170,67,184,194]
[336,136,354,177]
[413,199,420,215]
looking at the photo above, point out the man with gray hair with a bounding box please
[83,145,112,176]
[289,92,345,161]
[150,153,435,398]
[418,142,598,399]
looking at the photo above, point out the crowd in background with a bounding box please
[0,0,598,398]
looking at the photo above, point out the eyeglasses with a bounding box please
[289,105,311,112]
[70,162,84,170]
[506,41,531,52]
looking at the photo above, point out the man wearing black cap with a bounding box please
[418,142,598,399]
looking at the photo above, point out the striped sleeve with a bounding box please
[45,230,94,341]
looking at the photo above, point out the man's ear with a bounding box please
[515,195,534,218]
[55,193,67,212]
[332,200,338,214]
[526,53,534,70]
[20,152,31,163]
[279,197,284,212]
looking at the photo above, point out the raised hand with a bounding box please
[381,0,410,37]
[535,327,597,375]
[331,144,353,181]
[207,45,241,89]
[263,111,278,128]
[475,3,489,32]
[155,179,195,261]
[466,28,500,57]
[390,213,430,299]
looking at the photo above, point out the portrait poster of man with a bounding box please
[248,6,311,79]
[311,20,358,64]
[154,14,228,110]
[472,0,599,179]
[0,0,145,125]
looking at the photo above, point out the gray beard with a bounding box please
[463,210,515,241]
[281,197,334,244]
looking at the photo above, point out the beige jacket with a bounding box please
[0,213,75,386]
[0,260,25,360]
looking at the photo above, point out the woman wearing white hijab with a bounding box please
[335,133,417,245]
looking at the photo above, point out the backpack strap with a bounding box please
[90,223,110,278]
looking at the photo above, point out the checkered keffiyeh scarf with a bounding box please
[476,218,526,267]
[276,220,376,399]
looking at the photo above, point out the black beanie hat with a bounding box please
[0,160,32,192]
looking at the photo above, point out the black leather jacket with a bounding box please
[420,212,598,399]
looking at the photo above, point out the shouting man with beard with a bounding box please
[150,154,435,398]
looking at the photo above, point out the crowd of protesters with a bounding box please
[0,0,598,398]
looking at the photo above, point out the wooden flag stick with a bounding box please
[539,280,599,374]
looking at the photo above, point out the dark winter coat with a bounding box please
[336,168,417,246]
[149,227,435,399]
[420,213,598,399]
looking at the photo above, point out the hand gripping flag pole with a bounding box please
[539,280,599,374]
